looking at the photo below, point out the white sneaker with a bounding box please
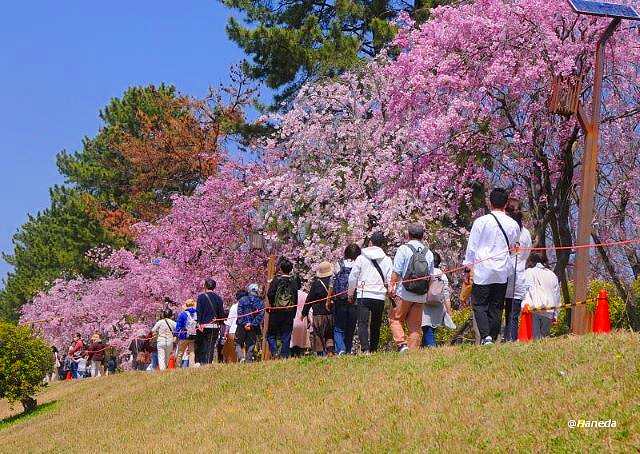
[399,345,409,353]
[481,336,494,345]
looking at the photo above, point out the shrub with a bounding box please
[0,322,53,412]
[550,280,631,337]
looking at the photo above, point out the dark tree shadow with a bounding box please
[0,401,58,431]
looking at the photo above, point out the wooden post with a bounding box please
[260,255,276,360]
[572,18,620,335]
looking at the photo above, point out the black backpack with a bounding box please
[273,276,295,308]
[402,244,431,295]
[332,260,351,305]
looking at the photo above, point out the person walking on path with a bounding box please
[348,232,393,353]
[421,252,453,348]
[389,224,434,352]
[503,198,532,341]
[332,243,360,355]
[174,299,198,368]
[463,188,521,345]
[290,288,311,357]
[522,253,561,339]
[151,309,177,370]
[222,291,241,363]
[86,333,106,377]
[68,333,85,379]
[266,258,299,359]
[236,284,265,363]
[196,279,225,365]
[303,261,335,356]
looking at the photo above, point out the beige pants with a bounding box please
[176,340,195,367]
[90,360,103,377]
[389,298,423,350]
[157,340,174,370]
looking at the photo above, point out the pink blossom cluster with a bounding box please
[22,165,266,351]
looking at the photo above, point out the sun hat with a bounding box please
[316,261,334,278]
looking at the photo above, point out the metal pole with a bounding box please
[572,18,620,334]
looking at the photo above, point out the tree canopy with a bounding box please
[220,0,454,102]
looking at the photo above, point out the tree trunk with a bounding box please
[21,396,37,413]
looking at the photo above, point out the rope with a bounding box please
[28,237,634,342]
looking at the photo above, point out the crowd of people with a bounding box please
[53,187,562,377]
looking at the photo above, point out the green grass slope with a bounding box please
[1,333,639,452]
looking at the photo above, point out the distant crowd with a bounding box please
[49,187,561,378]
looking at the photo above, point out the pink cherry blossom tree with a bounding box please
[22,164,266,351]
[384,0,640,299]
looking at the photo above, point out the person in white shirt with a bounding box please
[521,253,561,339]
[463,188,520,345]
[151,309,177,370]
[389,224,434,352]
[222,296,239,363]
[348,232,393,353]
[504,198,532,341]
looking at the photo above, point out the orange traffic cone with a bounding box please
[518,305,533,342]
[593,289,612,334]
[66,371,72,381]
[167,353,176,369]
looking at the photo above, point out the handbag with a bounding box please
[426,277,445,306]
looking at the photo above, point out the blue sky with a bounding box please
[0,1,252,282]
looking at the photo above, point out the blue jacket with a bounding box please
[236,295,264,329]
[174,307,197,340]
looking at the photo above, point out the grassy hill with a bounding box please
[1,332,639,452]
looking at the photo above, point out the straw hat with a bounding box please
[316,261,333,278]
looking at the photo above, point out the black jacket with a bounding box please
[267,274,298,332]
[303,276,332,317]
[197,291,224,325]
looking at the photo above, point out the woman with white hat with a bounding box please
[302,261,335,356]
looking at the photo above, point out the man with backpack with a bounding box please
[196,278,225,364]
[389,223,434,352]
[332,244,361,355]
[463,188,521,345]
[348,232,393,354]
[266,258,299,358]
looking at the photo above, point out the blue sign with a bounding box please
[569,0,640,20]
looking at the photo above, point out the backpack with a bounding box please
[402,243,431,295]
[332,260,351,305]
[273,277,295,308]
[185,311,198,339]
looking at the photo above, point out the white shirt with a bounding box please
[522,264,561,318]
[393,240,434,303]
[348,247,393,301]
[224,303,238,335]
[152,318,177,343]
[506,227,532,300]
[464,210,520,285]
